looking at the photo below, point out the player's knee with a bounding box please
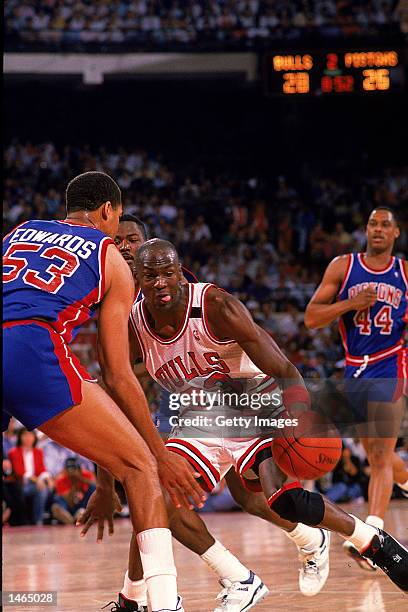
[367,447,394,468]
[115,454,158,487]
[268,485,325,526]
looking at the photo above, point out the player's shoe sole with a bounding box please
[343,539,377,572]
[299,529,331,596]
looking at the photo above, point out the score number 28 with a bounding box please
[282,72,310,94]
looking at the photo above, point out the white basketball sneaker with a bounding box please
[214,570,269,611]
[298,529,331,596]
[343,539,377,571]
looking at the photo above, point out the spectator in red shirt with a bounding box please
[51,457,96,525]
[8,428,53,525]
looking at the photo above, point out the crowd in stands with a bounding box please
[3,139,408,523]
[5,0,406,49]
[3,419,98,526]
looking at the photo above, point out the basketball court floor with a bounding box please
[3,500,407,611]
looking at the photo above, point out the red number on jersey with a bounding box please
[373,305,393,334]
[3,243,42,282]
[354,305,394,335]
[353,308,371,335]
[3,243,80,293]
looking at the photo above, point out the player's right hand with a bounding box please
[77,488,122,542]
[349,287,377,311]
[157,450,206,510]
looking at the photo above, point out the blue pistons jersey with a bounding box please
[338,253,407,365]
[3,219,115,430]
[3,219,114,343]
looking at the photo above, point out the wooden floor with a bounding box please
[3,500,408,611]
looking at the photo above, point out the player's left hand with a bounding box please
[76,488,122,542]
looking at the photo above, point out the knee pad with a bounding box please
[268,482,325,526]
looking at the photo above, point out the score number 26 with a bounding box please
[362,69,390,91]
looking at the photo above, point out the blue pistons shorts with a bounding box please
[344,350,407,421]
[3,320,95,431]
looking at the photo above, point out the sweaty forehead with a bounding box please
[139,249,178,267]
[369,210,394,223]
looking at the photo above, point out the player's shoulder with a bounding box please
[204,283,230,304]
[204,285,242,320]
[400,258,408,278]
[104,242,134,292]
[324,254,353,278]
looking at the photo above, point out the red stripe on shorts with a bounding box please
[166,445,214,492]
[48,330,83,406]
[167,438,220,481]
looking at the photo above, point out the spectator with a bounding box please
[51,457,96,525]
[2,416,18,456]
[8,428,53,525]
[323,446,369,503]
[3,456,27,526]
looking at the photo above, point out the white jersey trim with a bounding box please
[201,283,235,345]
[140,283,193,345]
[357,253,395,275]
[399,259,408,290]
[129,301,147,362]
[338,254,354,296]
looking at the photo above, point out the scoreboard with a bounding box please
[263,50,405,96]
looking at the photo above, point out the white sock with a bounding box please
[137,528,178,612]
[285,523,323,551]
[346,515,377,552]
[366,515,384,530]
[396,479,408,492]
[201,540,250,583]
[121,571,148,606]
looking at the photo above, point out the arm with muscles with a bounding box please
[97,245,204,510]
[206,289,329,527]
[304,255,377,329]
[206,287,310,417]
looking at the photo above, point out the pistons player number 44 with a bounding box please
[305,206,408,571]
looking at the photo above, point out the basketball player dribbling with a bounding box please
[305,207,408,570]
[102,216,332,612]
[2,173,206,612]
[108,238,407,610]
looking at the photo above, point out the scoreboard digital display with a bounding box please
[263,50,405,96]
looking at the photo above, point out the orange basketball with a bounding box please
[272,411,342,480]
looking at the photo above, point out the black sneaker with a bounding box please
[102,593,147,611]
[361,529,408,592]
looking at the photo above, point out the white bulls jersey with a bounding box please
[130,282,282,416]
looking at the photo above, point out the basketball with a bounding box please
[272,411,342,480]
